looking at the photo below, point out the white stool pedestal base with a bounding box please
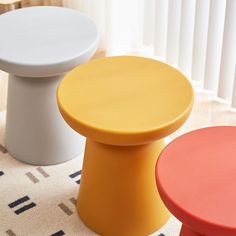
[6,75,85,165]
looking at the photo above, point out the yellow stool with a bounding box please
[57,56,194,236]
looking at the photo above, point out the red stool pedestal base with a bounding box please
[180,225,205,236]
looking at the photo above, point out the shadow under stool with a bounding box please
[57,56,194,235]
[156,126,236,236]
[0,6,98,165]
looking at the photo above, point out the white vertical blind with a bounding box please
[204,0,226,91]
[103,0,143,55]
[232,68,236,108]
[166,0,182,67]
[142,0,155,47]
[65,0,236,108]
[63,0,107,50]
[178,0,196,77]
[217,0,236,100]
[191,0,210,83]
[153,0,168,61]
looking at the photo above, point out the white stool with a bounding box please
[0,6,99,165]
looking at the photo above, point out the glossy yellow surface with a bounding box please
[57,56,194,145]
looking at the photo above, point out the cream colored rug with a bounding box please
[0,111,181,236]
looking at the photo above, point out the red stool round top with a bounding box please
[156,126,236,236]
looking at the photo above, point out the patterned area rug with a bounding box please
[0,111,181,236]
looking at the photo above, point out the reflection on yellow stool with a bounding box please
[57,56,194,236]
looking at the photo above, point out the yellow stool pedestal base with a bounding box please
[77,139,170,236]
[57,56,194,235]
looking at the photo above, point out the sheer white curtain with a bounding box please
[64,0,236,108]
[63,0,144,54]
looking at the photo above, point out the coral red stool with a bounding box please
[156,126,236,236]
[57,56,194,236]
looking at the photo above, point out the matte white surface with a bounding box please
[0,6,98,165]
[0,6,99,77]
[6,75,85,165]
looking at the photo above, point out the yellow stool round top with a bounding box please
[57,56,194,146]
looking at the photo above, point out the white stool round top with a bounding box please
[0,6,98,77]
